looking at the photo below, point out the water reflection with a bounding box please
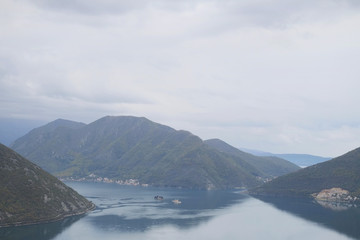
[315,199,358,211]
[5,182,356,240]
[88,214,212,232]
[254,195,360,239]
[0,183,249,240]
[0,215,82,240]
[84,184,249,232]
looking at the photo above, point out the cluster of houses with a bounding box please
[59,173,149,187]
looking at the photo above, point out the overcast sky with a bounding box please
[1,0,360,157]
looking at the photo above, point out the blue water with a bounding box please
[1,182,359,240]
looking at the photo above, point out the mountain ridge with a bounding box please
[250,146,360,201]
[11,116,300,190]
[11,116,262,189]
[0,118,46,146]
[0,143,94,227]
[205,139,300,177]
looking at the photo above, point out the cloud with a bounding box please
[23,0,148,15]
[1,0,360,156]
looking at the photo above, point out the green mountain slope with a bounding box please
[204,139,300,177]
[0,118,46,146]
[250,147,360,199]
[10,119,86,173]
[0,144,94,227]
[11,116,263,189]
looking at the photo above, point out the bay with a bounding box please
[1,182,359,240]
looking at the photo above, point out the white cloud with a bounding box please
[1,0,360,156]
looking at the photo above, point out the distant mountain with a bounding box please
[11,116,300,190]
[240,148,331,167]
[250,147,360,201]
[12,116,267,189]
[0,118,46,146]
[275,154,331,167]
[204,139,300,177]
[0,143,94,227]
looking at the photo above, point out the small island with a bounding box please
[154,195,164,200]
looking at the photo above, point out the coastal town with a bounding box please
[59,173,149,187]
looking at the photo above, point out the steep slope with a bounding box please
[0,118,46,146]
[250,147,360,200]
[205,139,300,177]
[11,116,261,189]
[11,119,86,173]
[0,144,94,227]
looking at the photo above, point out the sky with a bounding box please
[1,0,360,157]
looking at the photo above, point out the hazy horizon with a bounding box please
[1,0,360,156]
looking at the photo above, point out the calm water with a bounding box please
[1,182,360,240]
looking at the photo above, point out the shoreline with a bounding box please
[0,202,96,228]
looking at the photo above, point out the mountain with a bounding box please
[0,143,94,227]
[275,154,331,167]
[0,118,46,146]
[250,147,360,201]
[10,119,87,173]
[204,139,300,177]
[12,116,269,189]
[240,148,331,167]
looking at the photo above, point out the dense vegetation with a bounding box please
[11,116,299,190]
[0,144,94,227]
[204,139,300,177]
[250,147,360,198]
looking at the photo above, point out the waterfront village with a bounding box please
[59,173,149,187]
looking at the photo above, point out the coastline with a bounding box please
[0,202,96,228]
